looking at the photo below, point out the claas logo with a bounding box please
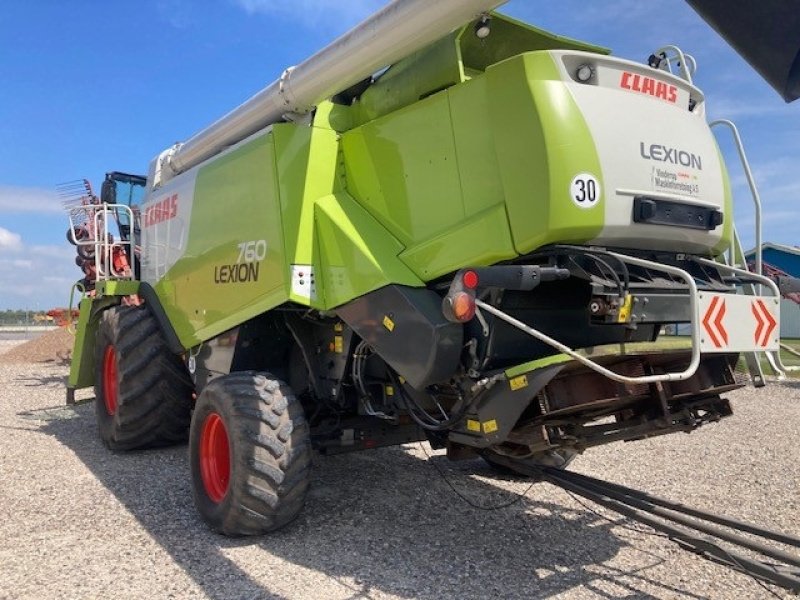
[620,71,678,104]
[143,194,178,227]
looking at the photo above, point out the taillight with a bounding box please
[462,270,479,289]
[450,292,476,322]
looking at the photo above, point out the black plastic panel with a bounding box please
[633,196,723,231]
[336,285,463,388]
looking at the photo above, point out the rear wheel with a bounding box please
[189,372,312,536]
[94,305,193,450]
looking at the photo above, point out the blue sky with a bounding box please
[0,0,798,309]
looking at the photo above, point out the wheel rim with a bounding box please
[102,345,118,416]
[199,413,231,503]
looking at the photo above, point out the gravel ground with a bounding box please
[0,329,73,364]
[0,352,798,599]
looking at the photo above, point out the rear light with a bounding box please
[450,292,476,322]
[462,270,479,289]
[576,63,594,82]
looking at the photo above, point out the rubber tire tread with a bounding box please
[189,372,312,536]
[94,305,193,451]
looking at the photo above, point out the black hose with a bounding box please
[389,371,472,431]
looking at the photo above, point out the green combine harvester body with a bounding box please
[64,8,782,536]
[137,17,731,347]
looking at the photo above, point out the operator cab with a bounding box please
[100,171,146,276]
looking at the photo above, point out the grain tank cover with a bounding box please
[485,49,730,256]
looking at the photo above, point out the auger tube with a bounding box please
[161,0,507,182]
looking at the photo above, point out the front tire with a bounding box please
[189,372,312,536]
[94,305,193,450]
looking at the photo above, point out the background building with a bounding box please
[745,242,800,338]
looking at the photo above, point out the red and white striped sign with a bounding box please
[697,293,779,353]
[751,299,778,348]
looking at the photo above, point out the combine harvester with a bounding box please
[64,0,800,591]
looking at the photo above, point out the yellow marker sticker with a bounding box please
[334,335,343,353]
[509,375,528,391]
[466,419,481,433]
[482,419,498,434]
[385,385,394,396]
[382,315,395,331]
[617,294,633,323]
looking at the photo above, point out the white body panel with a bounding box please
[697,292,780,352]
[552,51,727,254]
[139,172,196,283]
[141,126,276,285]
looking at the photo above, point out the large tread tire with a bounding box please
[189,372,312,536]
[94,305,193,451]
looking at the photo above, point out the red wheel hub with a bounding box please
[199,413,231,503]
[102,345,118,416]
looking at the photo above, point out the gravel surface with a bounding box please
[0,328,73,364]
[0,359,798,600]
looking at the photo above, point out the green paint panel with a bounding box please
[343,92,466,247]
[343,83,519,281]
[343,50,607,281]
[486,52,605,254]
[504,339,694,379]
[68,298,98,389]
[68,295,125,390]
[272,118,341,306]
[161,132,287,348]
[351,34,464,126]
[712,143,734,256]
[447,77,505,217]
[399,204,515,280]
[458,12,608,73]
[315,193,422,308]
[343,12,608,131]
[505,353,572,379]
[96,280,140,296]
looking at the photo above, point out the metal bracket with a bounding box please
[476,253,704,385]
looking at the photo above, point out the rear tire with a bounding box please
[189,372,312,536]
[94,305,193,450]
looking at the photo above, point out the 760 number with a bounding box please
[237,240,267,263]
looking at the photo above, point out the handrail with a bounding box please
[66,280,86,335]
[710,119,762,277]
[477,253,702,385]
[92,205,134,281]
[651,45,697,84]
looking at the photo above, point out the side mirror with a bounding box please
[100,178,116,204]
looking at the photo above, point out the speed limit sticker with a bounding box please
[570,173,601,209]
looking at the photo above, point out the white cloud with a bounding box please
[29,244,74,259]
[0,185,62,214]
[233,0,383,29]
[0,235,79,309]
[0,226,22,250]
[728,153,800,250]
